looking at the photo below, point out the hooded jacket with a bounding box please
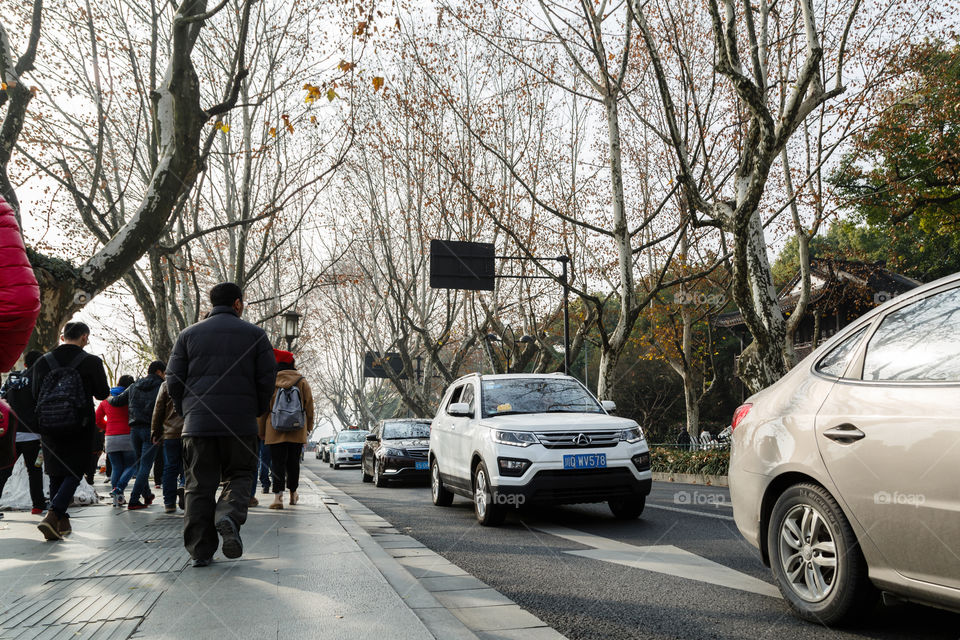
[258,367,315,445]
[0,195,40,373]
[110,373,164,428]
[96,386,131,436]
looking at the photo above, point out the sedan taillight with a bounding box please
[731,403,753,431]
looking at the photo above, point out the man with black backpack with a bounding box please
[109,360,165,510]
[0,350,47,514]
[258,349,314,510]
[32,322,110,540]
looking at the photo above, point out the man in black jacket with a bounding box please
[0,350,45,513]
[110,360,165,509]
[166,283,276,566]
[31,322,110,540]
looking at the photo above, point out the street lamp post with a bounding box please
[485,327,534,373]
[282,310,301,350]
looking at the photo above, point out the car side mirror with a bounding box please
[601,400,616,413]
[448,402,472,417]
[366,434,378,441]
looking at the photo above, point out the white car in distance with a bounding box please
[429,373,652,526]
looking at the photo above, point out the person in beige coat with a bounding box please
[258,349,314,509]
[151,381,186,513]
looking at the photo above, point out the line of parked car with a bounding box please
[312,271,960,626]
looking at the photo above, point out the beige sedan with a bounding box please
[730,272,960,625]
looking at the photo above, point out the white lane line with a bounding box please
[645,503,735,521]
[534,524,781,599]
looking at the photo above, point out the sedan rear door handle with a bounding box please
[822,424,866,444]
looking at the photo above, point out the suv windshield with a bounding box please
[383,421,431,439]
[481,378,603,418]
[336,431,369,443]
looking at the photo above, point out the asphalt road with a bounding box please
[307,457,959,640]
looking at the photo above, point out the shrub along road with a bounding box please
[309,459,959,640]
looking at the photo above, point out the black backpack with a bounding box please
[0,370,37,431]
[36,352,88,436]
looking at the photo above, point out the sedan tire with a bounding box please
[361,459,373,483]
[767,483,877,625]
[373,460,388,488]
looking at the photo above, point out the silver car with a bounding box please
[730,272,960,624]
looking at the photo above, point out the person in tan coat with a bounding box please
[151,381,186,513]
[258,349,314,509]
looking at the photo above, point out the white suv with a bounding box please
[429,373,652,526]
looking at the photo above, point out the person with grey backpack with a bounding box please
[258,349,313,510]
[31,322,110,540]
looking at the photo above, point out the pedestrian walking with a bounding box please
[96,375,136,506]
[166,282,276,566]
[32,322,110,540]
[0,351,47,514]
[151,380,185,514]
[109,361,165,510]
[0,194,41,502]
[259,349,314,510]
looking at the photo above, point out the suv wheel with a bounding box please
[473,462,506,526]
[373,459,387,487]
[361,457,373,483]
[768,483,877,625]
[608,496,645,519]
[431,458,454,506]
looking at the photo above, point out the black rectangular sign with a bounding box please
[429,239,495,291]
[363,352,408,379]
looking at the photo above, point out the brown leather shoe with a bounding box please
[58,514,71,536]
[38,511,63,541]
[249,496,259,507]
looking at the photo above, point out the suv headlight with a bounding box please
[620,427,644,443]
[492,430,539,447]
[383,447,404,457]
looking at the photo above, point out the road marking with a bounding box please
[645,503,736,521]
[534,525,781,599]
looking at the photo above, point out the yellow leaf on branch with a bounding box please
[372,76,385,92]
[327,88,337,101]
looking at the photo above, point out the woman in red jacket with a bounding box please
[96,375,136,506]
[0,195,41,473]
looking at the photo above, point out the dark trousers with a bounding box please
[182,435,257,560]
[86,451,100,485]
[108,450,137,492]
[129,426,157,504]
[49,474,80,517]
[269,442,302,494]
[0,439,45,509]
[258,441,272,491]
[162,438,184,507]
[153,443,165,486]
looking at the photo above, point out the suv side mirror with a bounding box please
[365,434,379,441]
[448,402,472,417]
[601,400,616,413]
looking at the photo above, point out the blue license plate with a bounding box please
[415,461,429,470]
[563,453,607,469]
[351,455,361,461]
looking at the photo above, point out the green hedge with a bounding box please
[649,447,730,476]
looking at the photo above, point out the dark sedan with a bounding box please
[361,419,432,487]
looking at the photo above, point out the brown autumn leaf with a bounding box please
[372,76,385,92]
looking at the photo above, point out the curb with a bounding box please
[653,472,728,486]
[305,469,569,640]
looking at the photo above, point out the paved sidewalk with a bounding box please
[0,473,464,639]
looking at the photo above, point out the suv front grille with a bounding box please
[406,448,428,459]
[535,430,621,449]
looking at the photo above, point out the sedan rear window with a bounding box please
[480,378,603,418]
[863,287,960,382]
[815,327,867,378]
